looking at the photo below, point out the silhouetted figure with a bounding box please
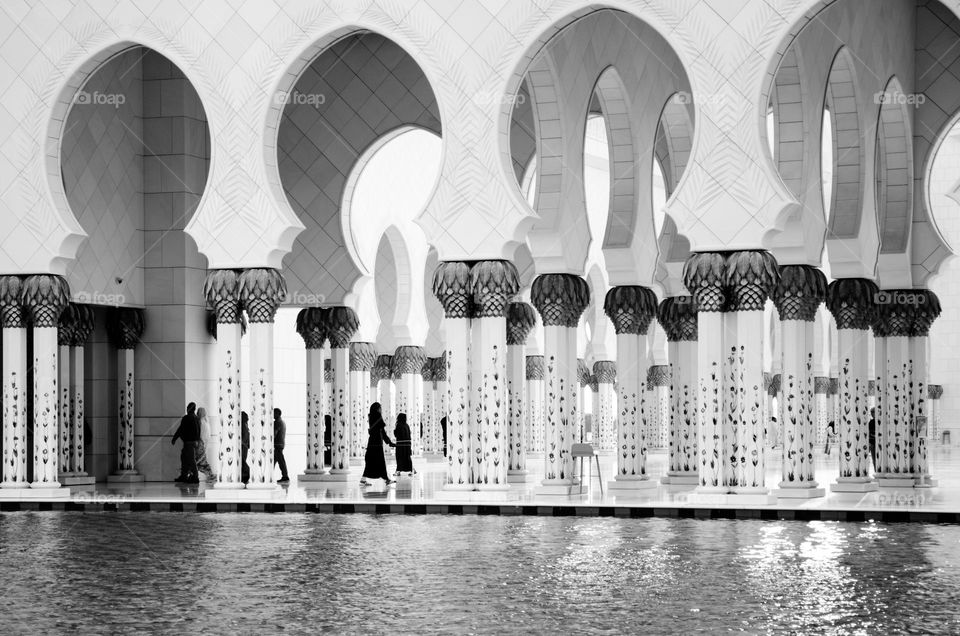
[824,420,836,454]
[274,408,289,483]
[241,411,250,484]
[868,407,878,471]
[195,407,217,481]
[323,414,332,466]
[394,413,415,475]
[440,416,448,457]
[361,402,395,486]
[172,402,201,483]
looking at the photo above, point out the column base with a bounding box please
[476,482,511,492]
[661,473,699,485]
[0,486,71,499]
[876,474,918,488]
[915,476,938,488]
[108,471,145,484]
[211,481,246,490]
[313,471,352,482]
[423,453,446,463]
[441,482,475,492]
[298,471,329,482]
[60,475,96,486]
[830,478,879,493]
[772,485,825,499]
[507,470,535,483]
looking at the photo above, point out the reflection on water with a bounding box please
[0,513,958,634]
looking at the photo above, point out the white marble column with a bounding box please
[593,361,617,453]
[435,353,448,457]
[604,286,658,491]
[684,254,727,493]
[911,290,940,487]
[239,269,286,490]
[470,261,519,491]
[60,304,95,485]
[525,355,545,454]
[928,384,943,443]
[296,307,327,481]
[421,359,437,455]
[393,345,426,456]
[57,311,73,479]
[649,366,671,450]
[577,359,589,444]
[772,265,826,498]
[433,262,473,490]
[875,293,915,486]
[507,302,536,482]
[374,354,395,445]
[321,307,359,480]
[205,270,244,490]
[659,296,699,485]
[0,276,28,488]
[349,342,376,463]
[21,275,70,494]
[826,279,879,492]
[532,274,590,495]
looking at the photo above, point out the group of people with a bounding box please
[172,403,290,484]
[172,400,446,486]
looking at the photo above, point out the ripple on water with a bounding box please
[0,513,958,634]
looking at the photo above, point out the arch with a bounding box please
[36,35,217,276]
[823,47,863,241]
[876,77,913,256]
[510,9,692,281]
[274,31,441,307]
[423,247,445,357]
[584,262,615,362]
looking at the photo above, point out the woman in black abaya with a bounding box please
[394,413,415,475]
[360,402,395,486]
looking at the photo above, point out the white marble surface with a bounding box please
[57,446,960,514]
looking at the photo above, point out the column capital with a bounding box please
[239,268,287,323]
[324,358,332,383]
[767,373,781,396]
[593,360,617,384]
[682,252,726,312]
[647,365,671,387]
[772,265,826,321]
[433,353,447,382]
[724,250,779,312]
[825,278,878,330]
[107,307,145,349]
[295,307,327,349]
[603,285,657,335]
[325,306,359,348]
[393,345,426,375]
[828,377,839,395]
[868,380,877,396]
[525,355,544,380]
[71,304,95,346]
[0,275,24,328]
[349,341,377,371]
[471,260,519,318]
[909,289,941,337]
[373,354,394,383]
[929,384,943,399]
[531,274,590,328]
[204,269,242,324]
[577,359,590,387]
[20,274,70,328]
[58,303,77,346]
[872,291,914,338]
[657,296,698,341]
[588,374,599,392]
[421,358,435,382]
[506,302,537,345]
[433,261,473,319]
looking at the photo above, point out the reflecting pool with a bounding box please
[0,514,957,633]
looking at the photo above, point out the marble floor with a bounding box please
[20,446,960,516]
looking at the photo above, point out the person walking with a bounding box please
[172,402,201,483]
[394,412,415,475]
[195,407,217,481]
[274,408,290,483]
[868,407,878,472]
[241,411,250,484]
[361,402,395,486]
